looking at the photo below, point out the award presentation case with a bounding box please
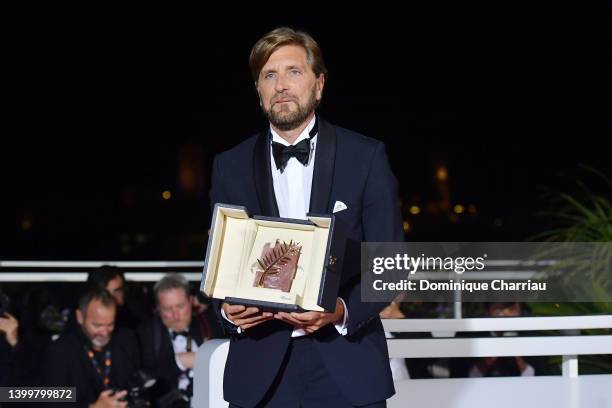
[200,203,346,312]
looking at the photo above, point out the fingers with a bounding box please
[275,312,309,327]
[302,325,319,334]
[111,390,128,406]
[224,304,262,320]
[100,389,114,397]
[114,390,127,399]
[223,303,246,314]
[240,315,274,330]
[236,312,273,325]
[234,307,262,319]
[274,311,338,334]
[289,311,321,323]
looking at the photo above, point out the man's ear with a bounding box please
[76,309,84,326]
[254,82,262,106]
[316,74,325,100]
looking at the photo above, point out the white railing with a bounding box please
[0,260,203,282]
[382,317,612,378]
[194,316,612,408]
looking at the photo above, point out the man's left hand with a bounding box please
[274,298,344,334]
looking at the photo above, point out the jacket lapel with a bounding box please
[253,116,337,217]
[253,128,280,217]
[308,117,336,214]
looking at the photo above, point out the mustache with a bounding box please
[271,94,297,104]
[92,337,111,347]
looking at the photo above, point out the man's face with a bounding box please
[256,44,324,131]
[106,275,125,306]
[158,288,192,332]
[76,299,116,349]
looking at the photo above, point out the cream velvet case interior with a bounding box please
[200,203,344,312]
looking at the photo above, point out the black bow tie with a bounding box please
[171,330,190,340]
[272,139,310,172]
[271,117,319,173]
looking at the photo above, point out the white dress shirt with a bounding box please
[270,117,317,220]
[222,116,348,337]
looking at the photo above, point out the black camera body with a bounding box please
[112,369,158,408]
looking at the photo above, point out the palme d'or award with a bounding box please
[200,204,346,312]
[254,240,302,292]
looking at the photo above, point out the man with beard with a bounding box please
[210,27,403,407]
[43,287,140,407]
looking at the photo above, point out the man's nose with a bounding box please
[274,74,289,93]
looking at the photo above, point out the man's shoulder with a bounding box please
[45,331,83,367]
[327,120,386,158]
[112,328,140,358]
[114,327,138,341]
[323,118,384,149]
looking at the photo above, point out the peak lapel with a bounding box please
[309,117,336,215]
[253,129,280,217]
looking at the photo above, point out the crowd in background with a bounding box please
[1,267,223,407]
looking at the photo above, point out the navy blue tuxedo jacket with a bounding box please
[209,117,403,407]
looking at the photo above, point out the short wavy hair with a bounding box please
[249,27,328,83]
[78,287,115,317]
[153,274,190,304]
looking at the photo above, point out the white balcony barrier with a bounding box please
[0,260,203,282]
[193,316,612,408]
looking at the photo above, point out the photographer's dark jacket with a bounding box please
[42,328,140,406]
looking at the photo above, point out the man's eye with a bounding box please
[264,73,275,80]
[289,70,301,76]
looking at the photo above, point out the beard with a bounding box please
[262,87,320,131]
[91,335,111,348]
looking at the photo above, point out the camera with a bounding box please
[114,370,157,408]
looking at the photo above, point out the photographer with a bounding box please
[0,311,20,385]
[137,275,218,406]
[42,287,140,407]
[1,290,46,387]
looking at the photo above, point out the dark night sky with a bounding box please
[2,1,611,260]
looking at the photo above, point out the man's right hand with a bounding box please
[222,303,273,331]
[91,389,127,408]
